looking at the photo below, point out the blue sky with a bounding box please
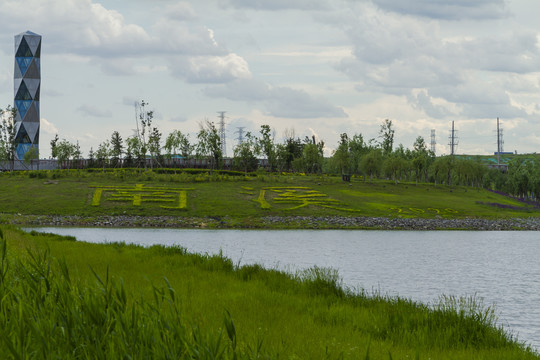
[1,0,539,158]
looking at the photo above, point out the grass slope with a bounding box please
[0,170,538,224]
[1,226,537,359]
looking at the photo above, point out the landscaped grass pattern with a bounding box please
[0,170,538,222]
[1,227,537,359]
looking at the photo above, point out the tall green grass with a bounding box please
[0,227,538,359]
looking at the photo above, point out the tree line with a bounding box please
[1,103,539,202]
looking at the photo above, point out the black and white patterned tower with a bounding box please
[14,30,41,160]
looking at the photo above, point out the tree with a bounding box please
[134,100,153,170]
[275,143,289,175]
[258,125,276,172]
[55,139,76,169]
[73,141,82,169]
[412,154,427,185]
[164,130,193,171]
[383,152,407,184]
[413,136,428,154]
[110,131,124,167]
[430,156,454,186]
[126,136,144,170]
[378,119,395,155]
[282,129,304,171]
[506,158,534,199]
[233,132,259,175]
[300,142,324,175]
[50,134,59,160]
[96,140,111,172]
[148,127,162,169]
[23,146,39,170]
[348,133,368,175]
[0,106,17,171]
[178,133,194,160]
[360,149,383,182]
[88,147,96,168]
[332,133,351,175]
[196,119,222,175]
[412,136,429,185]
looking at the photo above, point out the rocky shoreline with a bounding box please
[3,213,539,230]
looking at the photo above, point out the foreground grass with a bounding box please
[0,169,538,224]
[0,226,537,359]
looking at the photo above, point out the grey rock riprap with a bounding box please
[3,214,539,230]
[261,216,540,230]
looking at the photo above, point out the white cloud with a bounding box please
[0,0,227,60]
[0,0,249,86]
[408,90,455,119]
[0,0,153,56]
[204,78,348,118]
[40,118,58,134]
[172,53,252,83]
[152,20,226,57]
[332,2,540,122]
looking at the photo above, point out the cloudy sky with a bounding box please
[1,0,539,158]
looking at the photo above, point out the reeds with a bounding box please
[0,233,242,359]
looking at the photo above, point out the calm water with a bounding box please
[27,228,540,349]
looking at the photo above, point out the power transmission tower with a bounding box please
[430,129,436,154]
[217,111,227,157]
[496,117,504,167]
[234,127,245,146]
[448,121,458,156]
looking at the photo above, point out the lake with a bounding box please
[26,227,540,350]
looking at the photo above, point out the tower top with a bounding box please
[16,30,41,37]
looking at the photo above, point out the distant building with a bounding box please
[14,31,41,161]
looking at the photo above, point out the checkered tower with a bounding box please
[14,31,41,161]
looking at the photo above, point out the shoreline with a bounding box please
[4,213,540,230]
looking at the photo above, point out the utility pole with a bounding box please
[430,129,436,154]
[496,117,504,168]
[448,121,458,156]
[217,111,227,157]
[234,126,245,146]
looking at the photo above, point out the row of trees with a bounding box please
[1,103,538,201]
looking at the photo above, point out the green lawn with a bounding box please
[0,170,538,223]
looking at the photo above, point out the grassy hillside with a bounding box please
[0,170,538,225]
[0,226,537,359]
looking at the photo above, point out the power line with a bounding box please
[217,111,227,157]
[430,129,436,155]
[496,117,504,166]
[234,126,245,146]
[448,121,458,156]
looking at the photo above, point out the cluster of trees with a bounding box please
[232,125,325,175]
[484,158,540,201]
[327,119,539,201]
[47,103,326,177]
